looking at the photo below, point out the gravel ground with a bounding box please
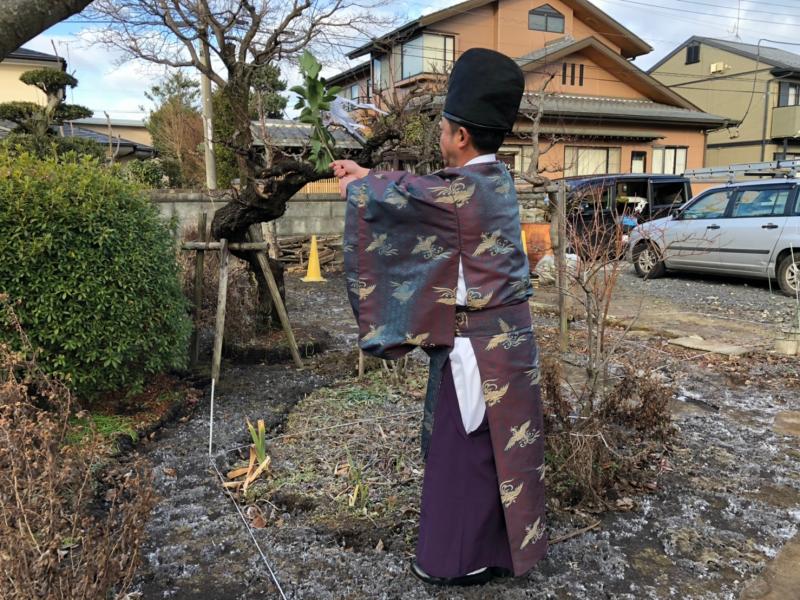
[617,265,799,327]
[130,271,800,599]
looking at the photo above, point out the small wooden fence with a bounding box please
[296,178,339,196]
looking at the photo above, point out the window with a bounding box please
[731,188,790,218]
[564,146,621,177]
[681,190,731,220]
[529,4,565,33]
[652,146,687,174]
[631,151,647,173]
[400,33,455,80]
[349,84,360,101]
[560,62,584,86]
[401,37,423,80]
[372,57,388,91]
[686,44,700,65]
[778,82,800,107]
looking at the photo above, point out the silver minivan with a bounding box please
[629,179,800,296]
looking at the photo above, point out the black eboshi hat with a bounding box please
[442,47,525,132]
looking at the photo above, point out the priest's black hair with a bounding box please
[447,119,506,155]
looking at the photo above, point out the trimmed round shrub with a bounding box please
[0,150,191,398]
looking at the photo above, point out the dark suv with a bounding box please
[565,174,693,225]
[560,174,693,258]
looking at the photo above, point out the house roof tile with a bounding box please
[5,47,63,63]
[520,94,730,127]
[251,118,362,149]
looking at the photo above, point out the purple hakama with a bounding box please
[416,360,513,578]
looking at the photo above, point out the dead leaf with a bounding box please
[223,481,244,489]
[163,467,177,477]
[616,497,635,511]
[243,457,271,493]
[227,466,250,480]
[251,514,267,528]
[334,462,350,477]
[375,539,384,552]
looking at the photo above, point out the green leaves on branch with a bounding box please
[290,51,342,173]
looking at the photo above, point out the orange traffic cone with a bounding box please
[302,235,326,282]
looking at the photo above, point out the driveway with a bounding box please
[533,266,799,352]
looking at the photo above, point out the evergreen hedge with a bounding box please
[0,150,191,398]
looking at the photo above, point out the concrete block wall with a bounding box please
[150,190,345,236]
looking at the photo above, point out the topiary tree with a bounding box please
[0,149,191,399]
[0,67,101,158]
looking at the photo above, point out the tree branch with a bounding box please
[0,0,94,60]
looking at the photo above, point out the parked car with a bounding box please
[566,173,693,226]
[628,178,800,296]
[562,174,693,259]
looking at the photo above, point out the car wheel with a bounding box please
[633,241,666,279]
[777,253,800,297]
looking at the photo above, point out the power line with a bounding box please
[601,0,800,27]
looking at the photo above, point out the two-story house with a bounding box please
[327,0,728,178]
[650,37,800,168]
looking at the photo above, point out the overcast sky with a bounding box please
[21,0,800,121]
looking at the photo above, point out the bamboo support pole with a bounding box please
[211,239,229,382]
[190,212,207,367]
[247,225,304,369]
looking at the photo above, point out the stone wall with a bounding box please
[517,190,550,224]
[151,189,345,235]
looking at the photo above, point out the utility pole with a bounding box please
[199,37,217,191]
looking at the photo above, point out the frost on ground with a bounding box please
[131,272,800,599]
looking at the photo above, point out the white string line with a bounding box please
[209,461,289,600]
[208,380,288,600]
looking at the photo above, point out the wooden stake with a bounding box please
[357,348,365,379]
[556,180,569,353]
[211,239,229,382]
[190,212,207,367]
[247,225,303,368]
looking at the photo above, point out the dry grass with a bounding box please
[0,299,155,600]
[232,364,428,553]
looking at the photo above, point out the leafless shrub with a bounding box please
[0,300,155,600]
[541,351,674,509]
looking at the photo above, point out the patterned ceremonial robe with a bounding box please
[343,161,547,576]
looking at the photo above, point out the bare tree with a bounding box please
[0,0,94,59]
[88,0,399,326]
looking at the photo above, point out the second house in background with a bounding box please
[650,37,800,168]
[328,0,730,177]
